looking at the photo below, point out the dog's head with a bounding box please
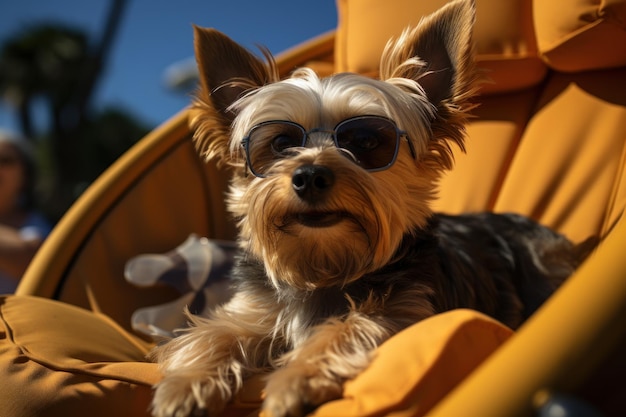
[190,0,478,292]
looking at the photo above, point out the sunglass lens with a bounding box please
[247,122,305,176]
[335,118,398,170]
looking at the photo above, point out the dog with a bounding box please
[150,0,595,416]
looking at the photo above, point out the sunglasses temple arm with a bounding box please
[403,134,417,160]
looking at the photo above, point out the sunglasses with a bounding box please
[241,115,413,178]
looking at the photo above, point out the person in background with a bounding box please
[0,129,52,294]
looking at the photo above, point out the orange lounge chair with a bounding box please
[1,0,625,416]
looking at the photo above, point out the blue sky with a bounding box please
[0,0,338,133]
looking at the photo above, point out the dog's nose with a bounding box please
[292,165,335,202]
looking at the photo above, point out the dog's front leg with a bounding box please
[262,310,394,417]
[150,291,279,417]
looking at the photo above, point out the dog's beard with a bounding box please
[230,150,436,293]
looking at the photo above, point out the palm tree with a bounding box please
[0,25,90,136]
[0,0,150,221]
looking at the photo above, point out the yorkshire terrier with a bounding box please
[150,0,594,416]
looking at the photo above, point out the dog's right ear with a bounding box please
[190,26,277,163]
[194,26,275,122]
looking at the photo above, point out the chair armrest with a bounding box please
[427,214,626,416]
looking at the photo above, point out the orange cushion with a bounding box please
[311,309,512,417]
[433,89,540,214]
[534,0,626,72]
[0,294,512,417]
[493,68,626,242]
[0,295,157,417]
[335,0,547,94]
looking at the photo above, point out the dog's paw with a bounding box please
[151,373,229,417]
[262,366,343,417]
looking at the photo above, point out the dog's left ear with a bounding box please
[380,0,478,168]
[190,26,277,164]
[380,0,477,108]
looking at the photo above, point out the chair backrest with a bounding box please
[334,0,626,242]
